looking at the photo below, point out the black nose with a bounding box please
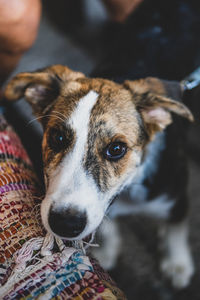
[48,207,87,238]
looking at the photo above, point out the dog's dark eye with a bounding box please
[103,142,127,161]
[48,128,69,153]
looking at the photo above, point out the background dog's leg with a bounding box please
[160,219,194,289]
[92,218,121,270]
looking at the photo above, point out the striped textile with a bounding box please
[0,114,43,268]
[0,114,126,300]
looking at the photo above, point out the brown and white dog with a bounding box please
[4,65,194,288]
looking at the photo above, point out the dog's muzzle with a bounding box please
[48,207,87,238]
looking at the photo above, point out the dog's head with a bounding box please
[4,65,193,240]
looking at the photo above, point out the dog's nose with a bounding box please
[48,207,87,238]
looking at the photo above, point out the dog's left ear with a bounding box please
[124,77,194,137]
[3,65,85,116]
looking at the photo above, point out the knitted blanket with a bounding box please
[0,114,126,300]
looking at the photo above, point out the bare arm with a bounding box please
[0,0,41,86]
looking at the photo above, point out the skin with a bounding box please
[0,0,41,86]
[102,0,144,22]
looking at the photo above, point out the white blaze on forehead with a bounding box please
[69,90,98,162]
[46,90,99,196]
[41,90,104,239]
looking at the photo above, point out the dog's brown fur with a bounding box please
[4,65,193,191]
[3,65,195,289]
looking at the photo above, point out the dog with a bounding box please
[4,64,195,289]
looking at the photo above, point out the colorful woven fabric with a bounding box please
[0,114,43,268]
[0,114,126,300]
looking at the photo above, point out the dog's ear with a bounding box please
[3,65,85,116]
[124,77,194,138]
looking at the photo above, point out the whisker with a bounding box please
[27,116,48,125]
[51,110,67,120]
[104,214,111,221]
[27,114,66,126]
[45,114,65,123]
[32,195,45,200]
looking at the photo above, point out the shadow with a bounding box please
[4,103,44,184]
[42,0,111,62]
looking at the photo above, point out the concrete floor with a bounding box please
[4,1,200,299]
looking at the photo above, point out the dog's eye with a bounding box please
[103,142,127,161]
[48,128,68,153]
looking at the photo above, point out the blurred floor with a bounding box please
[3,0,200,299]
